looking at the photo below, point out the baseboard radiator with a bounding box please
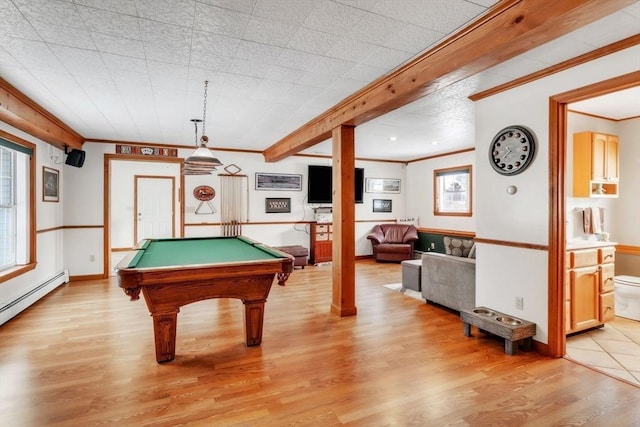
[0,270,69,326]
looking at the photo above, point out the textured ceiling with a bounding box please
[0,0,639,161]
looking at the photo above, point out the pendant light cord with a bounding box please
[201,81,208,142]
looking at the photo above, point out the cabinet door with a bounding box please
[314,241,332,263]
[591,133,607,181]
[570,267,600,332]
[605,135,618,181]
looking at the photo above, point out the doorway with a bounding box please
[103,155,184,277]
[549,71,640,359]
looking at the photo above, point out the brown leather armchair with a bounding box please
[367,224,419,262]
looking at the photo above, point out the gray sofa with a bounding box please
[421,252,476,312]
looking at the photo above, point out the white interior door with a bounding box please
[135,176,175,242]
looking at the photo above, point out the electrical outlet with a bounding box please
[430,243,435,249]
[515,297,524,310]
[90,254,95,262]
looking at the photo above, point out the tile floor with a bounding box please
[565,316,640,386]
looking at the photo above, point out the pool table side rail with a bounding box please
[120,236,295,270]
[118,256,293,275]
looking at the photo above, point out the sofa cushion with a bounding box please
[444,236,474,257]
[377,243,412,254]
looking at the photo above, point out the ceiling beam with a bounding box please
[0,76,84,150]
[262,0,636,162]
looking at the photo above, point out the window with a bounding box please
[0,146,17,269]
[0,131,35,280]
[434,165,472,216]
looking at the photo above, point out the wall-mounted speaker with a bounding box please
[65,149,86,168]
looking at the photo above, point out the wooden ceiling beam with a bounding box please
[0,76,84,150]
[262,0,636,162]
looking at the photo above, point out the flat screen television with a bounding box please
[307,165,364,204]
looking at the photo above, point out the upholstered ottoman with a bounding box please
[276,245,308,269]
[401,259,422,291]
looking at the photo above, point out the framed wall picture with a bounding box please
[373,199,392,213]
[265,198,291,213]
[42,166,59,202]
[365,178,401,194]
[255,173,303,191]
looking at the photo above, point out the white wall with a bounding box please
[61,142,407,277]
[0,122,67,324]
[474,45,640,345]
[611,118,640,245]
[62,143,108,275]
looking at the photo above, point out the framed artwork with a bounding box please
[42,166,59,202]
[434,165,472,216]
[365,178,401,194]
[265,198,291,213]
[255,173,302,191]
[373,199,392,213]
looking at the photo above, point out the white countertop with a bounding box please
[566,240,617,250]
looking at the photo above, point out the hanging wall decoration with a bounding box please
[193,185,216,214]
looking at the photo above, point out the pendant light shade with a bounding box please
[185,143,222,167]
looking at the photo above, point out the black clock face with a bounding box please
[489,126,536,176]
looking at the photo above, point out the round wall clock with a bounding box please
[193,185,215,201]
[489,125,536,176]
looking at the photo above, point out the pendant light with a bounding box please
[183,81,222,175]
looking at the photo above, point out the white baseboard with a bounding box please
[0,270,69,326]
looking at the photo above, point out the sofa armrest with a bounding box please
[421,252,476,311]
[403,227,419,244]
[367,226,384,244]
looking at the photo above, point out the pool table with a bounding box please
[116,236,294,363]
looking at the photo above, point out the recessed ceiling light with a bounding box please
[431,141,439,145]
[389,136,397,141]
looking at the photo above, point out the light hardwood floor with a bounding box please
[1,259,639,426]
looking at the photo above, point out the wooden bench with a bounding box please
[460,307,536,355]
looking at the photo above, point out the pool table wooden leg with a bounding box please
[276,271,290,286]
[243,300,266,346]
[152,311,178,363]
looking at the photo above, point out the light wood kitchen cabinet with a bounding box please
[573,131,619,198]
[565,245,616,334]
[310,222,332,264]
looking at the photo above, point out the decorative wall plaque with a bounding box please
[373,199,392,213]
[265,198,291,213]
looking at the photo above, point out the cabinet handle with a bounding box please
[604,277,613,283]
[604,254,613,260]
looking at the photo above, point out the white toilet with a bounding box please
[614,275,640,321]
